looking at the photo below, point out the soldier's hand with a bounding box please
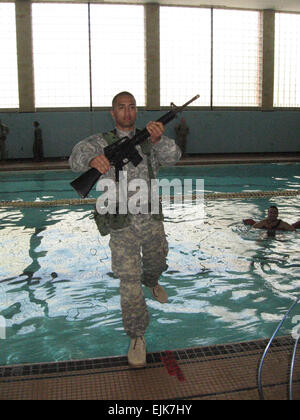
[146,121,164,144]
[89,154,111,174]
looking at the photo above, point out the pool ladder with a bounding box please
[258,296,300,400]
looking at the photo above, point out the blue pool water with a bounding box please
[0,163,300,366]
[0,162,300,202]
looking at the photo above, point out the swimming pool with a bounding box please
[0,163,300,365]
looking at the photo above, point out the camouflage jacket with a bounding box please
[69,127,181,206]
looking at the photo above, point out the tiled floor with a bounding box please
[0,336,299,400]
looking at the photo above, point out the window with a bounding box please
[4,4,287,111]
[32,3,144,108]
[0,3,19,109]
[213,9,263,107]
[160,7,211,107]
[274,13,300,107]
[32,4,90,108]
[90,4,145,107]
[160,7,262,108]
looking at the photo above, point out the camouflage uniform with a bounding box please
[69,127,181,338]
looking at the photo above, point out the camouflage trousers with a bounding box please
[109,215,168,338]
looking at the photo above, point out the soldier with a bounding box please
[244,206,296,232]
[69,91,181,368]
[174,117,189,156]
[33,121,44,162]
[0,120,9,161]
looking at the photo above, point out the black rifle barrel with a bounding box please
[70,94,199,198]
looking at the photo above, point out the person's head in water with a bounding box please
[267,206,279,222]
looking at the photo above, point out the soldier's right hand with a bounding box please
[89,154,111,174]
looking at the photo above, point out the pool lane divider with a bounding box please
[0,190,300,208]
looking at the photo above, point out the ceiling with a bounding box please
[156,0,300,12]
[29,0,300,13]
[93,0,300,13]
[109,0,300,12]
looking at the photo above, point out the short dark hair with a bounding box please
[269,205,278,211]
[112,91,136,108]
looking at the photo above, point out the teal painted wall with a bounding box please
[1,110,300,159]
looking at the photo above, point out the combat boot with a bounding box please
[150,283,168,303]
[128,336,146,368]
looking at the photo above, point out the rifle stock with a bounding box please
[70,167,102,198]
[70,94,199,198]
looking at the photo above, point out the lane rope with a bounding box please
[0,190,299,208]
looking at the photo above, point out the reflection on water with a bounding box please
[0,192,300,364]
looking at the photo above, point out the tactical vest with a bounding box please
[103,129,155,180]
[93,129,163,236]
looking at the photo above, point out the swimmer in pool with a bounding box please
[250,206,296,232]
[293,220,300,229]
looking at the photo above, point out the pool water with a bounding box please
[0,163,300,366]
[1,162,300,202]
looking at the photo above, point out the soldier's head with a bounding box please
[111,91,137,132]
[267,205,279,222]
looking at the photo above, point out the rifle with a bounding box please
[70,94,200,198]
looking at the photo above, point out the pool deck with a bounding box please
[0,152,300,172]
[0,335,299,400]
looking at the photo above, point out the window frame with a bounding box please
[1,2,300,112]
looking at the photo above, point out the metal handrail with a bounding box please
[258,296,300,400]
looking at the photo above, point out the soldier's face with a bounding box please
[111,95,137,131]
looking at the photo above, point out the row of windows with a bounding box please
[1,3,300,109]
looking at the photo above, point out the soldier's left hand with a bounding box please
[146,121,164,144]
